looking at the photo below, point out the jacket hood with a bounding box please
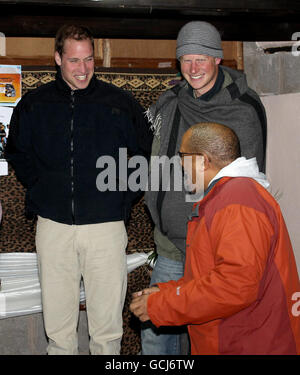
[209,157,270,190]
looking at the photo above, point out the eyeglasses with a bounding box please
[177,151,203,158]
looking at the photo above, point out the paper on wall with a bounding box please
[0,105,13,163]
[0,65,21,107]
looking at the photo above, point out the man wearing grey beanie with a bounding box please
[141,21,266,355]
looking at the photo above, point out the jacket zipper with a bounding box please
[70,90,75,223]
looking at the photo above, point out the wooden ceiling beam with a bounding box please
[1,0,300,13]
[0,1,300,40]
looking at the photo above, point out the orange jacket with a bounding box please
[148,177,300,355]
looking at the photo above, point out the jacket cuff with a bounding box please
[147,292,163,328]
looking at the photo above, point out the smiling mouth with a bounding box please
[191,74,204,79]
[75,75,88,80]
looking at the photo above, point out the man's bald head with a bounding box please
[182,122,241,169]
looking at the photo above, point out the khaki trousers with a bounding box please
[36,216,128,355]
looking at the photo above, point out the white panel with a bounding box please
[261,93,300,274]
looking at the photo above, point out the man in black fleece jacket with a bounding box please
[5,24,152,355]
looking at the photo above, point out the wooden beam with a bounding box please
[1,1,300,12]
[102,39,111,68]
[0,56,237,70]
[0,2,300,40]
[0,14,300,41]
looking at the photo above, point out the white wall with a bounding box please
[244,42,300,96]
[261,93,300,273]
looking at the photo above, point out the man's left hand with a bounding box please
[130,294,151,322]
[130,286,159,322]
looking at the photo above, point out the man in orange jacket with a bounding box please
[130,122,300,355]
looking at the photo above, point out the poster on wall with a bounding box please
[0,106,13,175]
[0,65,22,107]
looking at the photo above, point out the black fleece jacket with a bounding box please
[5,72,152,225]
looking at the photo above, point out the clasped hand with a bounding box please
[129,286,160,322]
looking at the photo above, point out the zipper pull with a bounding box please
[70,90,75,107]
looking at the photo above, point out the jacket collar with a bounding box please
[190,157,270,219]
[190,178,221,219]
[55,69,97,96]
[188,67,225,102]
[208,157,270,191]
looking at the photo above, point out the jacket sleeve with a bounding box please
[147,205,272,327]
[126,92,153,161]
[121,93,153,220]
[239,89,267,172]
[4,97,38,189]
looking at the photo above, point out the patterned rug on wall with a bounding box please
[0,66,180,354]
[0,67,181,254]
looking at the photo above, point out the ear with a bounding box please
[54,51,62,66]
[215,57,222,65]
[202,153,211,170]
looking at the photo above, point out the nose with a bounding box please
[77,60,88,73]
[190,60,198,73]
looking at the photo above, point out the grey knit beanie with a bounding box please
[176,21,223,60]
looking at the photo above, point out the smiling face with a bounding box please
[180,54,221,97]
[55,38,94,90]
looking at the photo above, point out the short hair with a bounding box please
[185,122,241,168]
[55,24,94,56]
